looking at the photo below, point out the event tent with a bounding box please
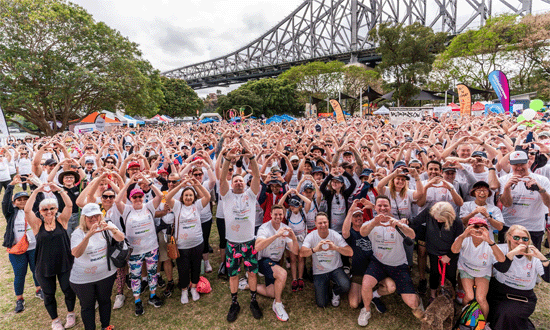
[373,106,390,115]
[78,111,120,124]
[265,115,296,124]
[125,115,145,125]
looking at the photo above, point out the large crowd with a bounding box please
[3,113,550,330]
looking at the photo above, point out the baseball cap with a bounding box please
[468,217,488,227]
[539,132,550,138]
[353,209,364,216]
[302,182,315,191]
[157,168,169,175]
[342,150,353,156]
[81,203,103,217]
[311,166,325,174]
[509,151,528,165]
[290,155,300,162]
[331,175,345,183]
[409,159,422,166]
[268,180,283,186]
[359,168,373,178]
[44,158,57,166]
[13,191,29,201]
[442,167,457,173]
[471,151,487,158]
[85,159,95,164]
[270,166,283,174]
[127,161,140,169]
[393,161,407,170]
[288,198,301,207]
[129,188,144,199]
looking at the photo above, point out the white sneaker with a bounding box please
[204,260,213,273]
[238,278,249,290]
[190,288,200,301]
[52,319,65,330]
[331,292,341,307]
[180,289,189,305]
[113,294,125,310]
[65,313,76,329]
[272,300,289,321]
[358,307,371,326]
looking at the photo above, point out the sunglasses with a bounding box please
[105,161,114,164]
[473,224,488,229]
[428,155,437,159]
[102,195,115,199]
[228,169,234,172]
[193,173,203,176]
[20,153,27,156]
[131,195,144,199]
[41,207,57,212]
[410,166,421,170]
[380,149,388,152]
[529,152,537,156]
[512,235,529,242]
[168,180,180,184]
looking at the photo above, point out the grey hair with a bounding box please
[39,198,58,210]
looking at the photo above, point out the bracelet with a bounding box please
[489,242,496,246]
[311,247,315,254]
[249,155,255,160]
[541,259,549,263]
[224,157,231,162]
[488,168,496,171]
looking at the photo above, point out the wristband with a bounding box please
[488,168,496,171]
[311,247,315,254]
[489,242,496,246]
[541,259,549,263]
[249,155,255,160]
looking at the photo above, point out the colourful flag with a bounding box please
[488,70,510,114]
[330,99,346,124]
[0,104,9,136]
[456,84,471,116]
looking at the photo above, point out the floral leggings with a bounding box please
[128,249,158,297]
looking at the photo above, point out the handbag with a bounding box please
[103,229,132,270]
[166,211,180,260]
[7,218,30,255]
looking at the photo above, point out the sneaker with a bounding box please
[418,279,427,294]
[291,279,299,292]
[331,292,341,307]
[227,302,241,322]
[140,280,149,293]
[412,298,425,319]
[35,288,45,300]
[371,297,387,313]
[102,326,115,330]
[148,295,163,308]
[163,281,174,298]
[238,278,249,291]
[52,319,65,330]
[65,313,76,329]
[456,289,465,305]
[343,266,351,275]
[157,276,166,288]
[190,288,200,301]
[180,289,189,305]
[297,278,304,291]
[358,307,371,326]
[113,294,125,310]
[272,300,289,321]
[205,260,213,273]
[15,299,25,313]
[135,301,144,316]
[250,300,263,319]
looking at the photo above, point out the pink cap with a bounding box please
[157,168,168,175]
[468,217,488,226]
[127,161,140,169]
[129,188,144,199]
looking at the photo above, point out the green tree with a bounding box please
[217,78,302,118]
[369,22,447,105]
[0,0,164,135]
[159,77,203,118]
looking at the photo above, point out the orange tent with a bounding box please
[77,112,119,124]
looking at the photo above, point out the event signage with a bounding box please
[330,99,346,124]
[488,70,510,114]
[389,107,423,125]
[0,104,9,136]
[456,84,471,116]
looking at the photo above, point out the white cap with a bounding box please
[82,203,103,217]
[290,155,300,161]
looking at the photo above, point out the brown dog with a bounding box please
[420,279,456,330]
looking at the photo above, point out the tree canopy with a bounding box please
[0,0,164,135]
[159,77,203,118]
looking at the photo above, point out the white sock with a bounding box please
[372,290,381,299]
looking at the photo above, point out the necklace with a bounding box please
[44,219,55,231]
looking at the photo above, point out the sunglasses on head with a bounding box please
[102,195,115,199]
[41,207,56,212]
[512,235,529,242]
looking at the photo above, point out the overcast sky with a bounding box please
[72,0,549,97]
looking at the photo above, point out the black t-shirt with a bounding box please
[345,227,373,276]
[55,185,81,214]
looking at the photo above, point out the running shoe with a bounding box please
[371,297,387,313]
[297,278,304,291]
[148,295,163,308]
[35,289,44,300]
[331,292,341,307]
[113,294,125,310]
[135,301,144,316]
[227,302,240,322]
[163,281,174,298]
[14,299,25,313]
[250,300,263,319]
[65,313,76,328]
[291,279,299,292]
[357,308,371,326]
[272,300,289,321]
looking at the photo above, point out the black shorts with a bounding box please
[258,258,277,287]
[365,258,416,294]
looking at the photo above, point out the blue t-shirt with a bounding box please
[345,227,373,276]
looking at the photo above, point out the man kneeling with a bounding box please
[254,205,299,321]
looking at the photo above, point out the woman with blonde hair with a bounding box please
[410,201,463,302]
[70,203,125,330]
[487,225,550,330]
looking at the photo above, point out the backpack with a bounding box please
[453,300,486,330]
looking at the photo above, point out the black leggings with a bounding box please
[201,219,212,254]
[216,217,226,249]
[428,253,458,290]
[0,180,10,194]
[70,274,116,330]
[176,243,203,289]
[36,271,76,320]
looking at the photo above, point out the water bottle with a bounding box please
[200,260,205,275]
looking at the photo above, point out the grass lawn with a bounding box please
[0,189,549,329]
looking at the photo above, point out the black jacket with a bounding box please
[409,207,464,257]
[320,171,357,229]
[2,185,23,248]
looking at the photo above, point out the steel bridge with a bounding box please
[162,0,549,89]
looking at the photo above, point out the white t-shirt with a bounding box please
[493,244,545,290]
[223,188,257,243]
[302,229,348,275]
[256,221,292,262]
[330,193,346,233]
[287,211,307,242]
[0,158,11,181]
[382,187,417,220]
[199,180,213,223]
[17,158,32,175]
[173,200,204,249]
[12,211,36,250]
[69,228,117,284]
[459,201,504,233]
[122,202,158,255]
[420,180,454,212]
[498,173,550,231]
[105,206,122,231]
[457,237,498,278]
[366,219,409,267]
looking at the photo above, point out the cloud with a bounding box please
[242,12,268,32]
